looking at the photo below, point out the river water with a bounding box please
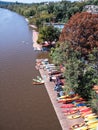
[0,8,62,130]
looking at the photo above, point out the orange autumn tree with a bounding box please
[59,12,98,54]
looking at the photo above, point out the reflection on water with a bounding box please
[0,8,62,130]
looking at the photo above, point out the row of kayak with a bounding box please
[57,94,98,130]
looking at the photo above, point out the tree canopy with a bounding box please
[0,0,88,27]
[59,12,98,54]
[37,25,60,44]
[51,11,98,113]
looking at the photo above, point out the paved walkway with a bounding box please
[39,68,84,130]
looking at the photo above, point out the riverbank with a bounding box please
[30,23,85,130]
[32,29,42,51]
[29,24,42,51]
[37,61,84,130]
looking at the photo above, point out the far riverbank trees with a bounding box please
[0,0,95,28]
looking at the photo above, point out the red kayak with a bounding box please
[62,109,77,114]
[61,104,75,108]
[80,107,92,112]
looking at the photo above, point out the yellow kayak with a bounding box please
[84,115,98,121]
[70,123,86,130]
[59,95,69,99]
[86,119,98,125]
[86,115,97,119]
[67,114,81,119]
[88,122,98,129]
[84,113,96,118]
[71,125,88,130]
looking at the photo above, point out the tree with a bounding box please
[50,42,66,65]
[93,0,98,5]
[67,6,80,19]
[37,25,60,44]
[59,12,98,55]
[0,0,87,28]
[23,9,36,17]
[51,41,98,100]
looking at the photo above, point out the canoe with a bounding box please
[64,110,78,115]
[72,96,80,100]
[59,95,71,99]
[84,113,96,118]
[32,81,44,85]
[77,106,87,111]
[33,79,44,83]
[86,119,98,125]
[63,99,73,104]
[87,122,98,129]
[80,109,92,115]
[61,104,75,108]
[86,117,98,121]
[58,98,73,103]
[37,76,43,81]
[84,115,97,120]
[32,76,44,83]
[70,123,87,130]
[76,103,86,107]
[71,125,88,130]
[80,107,92,113]
[81,110,93,117]
[48,70,61,75]
[58,96,83,103]
[67,114,81,119]
[72,114,81,119]
[75,98,86,102]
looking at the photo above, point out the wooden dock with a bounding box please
[39,68,84,130]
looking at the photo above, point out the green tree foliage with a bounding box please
[24,9,36,17]
[51,41,80,92]
[0,0,87,26]
[67,6,80,19]
[50,43,65,65]
[86,0,98,5]
[47,3,54,14]
[93,0,98,5]
[51,41,98,100]
[37,25,60,43]
[87,88,98,114]
[89,97,98,114]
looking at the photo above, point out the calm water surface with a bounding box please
[0,8,62,130]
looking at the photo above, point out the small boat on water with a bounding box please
[32,76,44,85]
[37,76,43,81]
[32,81,44,85]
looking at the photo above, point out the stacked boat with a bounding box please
[57,93,98,130]
[32,76,44,85]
